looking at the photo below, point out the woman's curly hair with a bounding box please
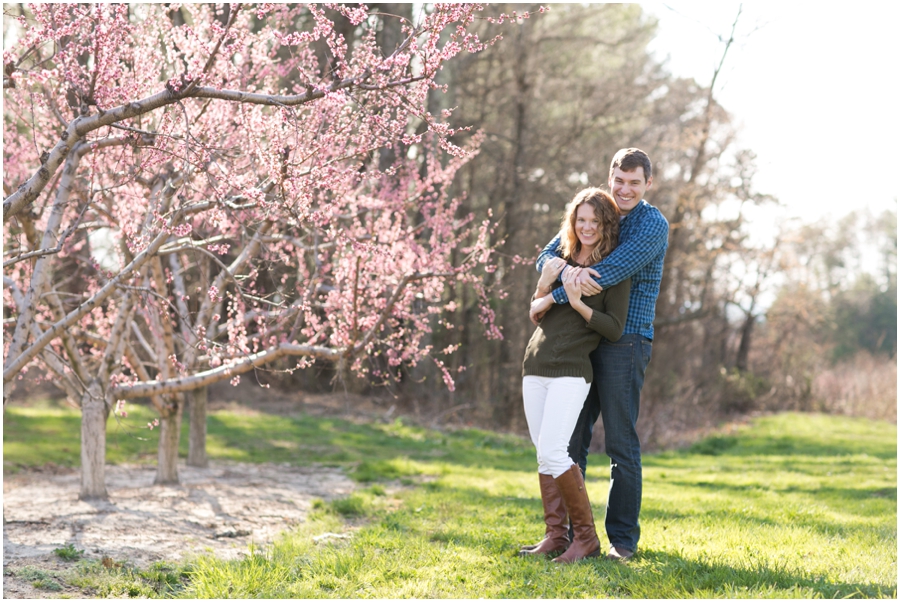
[558,187,621,266]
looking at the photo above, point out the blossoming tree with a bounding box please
[3,3,518,498]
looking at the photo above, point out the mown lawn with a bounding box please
[3,402,896,599]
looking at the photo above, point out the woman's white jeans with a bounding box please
[522,375,591,478]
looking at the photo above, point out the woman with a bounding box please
[519,188,630,564]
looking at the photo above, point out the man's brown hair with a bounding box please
[609,147,652,182]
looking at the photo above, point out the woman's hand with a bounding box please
[563,266,595,323]
[563,266,583,304]
[536,257,566,297]
[530,295,553,325]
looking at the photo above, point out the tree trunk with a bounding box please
[493,16,533,428]
[79,382,109,500]
[187,386,208,468]
[155,398,183,484]
[735,313,755,372]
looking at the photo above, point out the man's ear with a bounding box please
[645,176,653,190]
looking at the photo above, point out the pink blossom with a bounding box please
[3,2,520,416]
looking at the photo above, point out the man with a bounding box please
[530,147,668,561]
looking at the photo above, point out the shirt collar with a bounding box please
[622,199,647,222]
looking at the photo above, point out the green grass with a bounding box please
[3,399,530,472]
[5,557,189,598]
[65,559,190,598]
[3,399,165,470]
[13,566,64,592]
[53,543,85,561]
[3,403,896,598]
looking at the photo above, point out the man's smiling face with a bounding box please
[608,166,652,215]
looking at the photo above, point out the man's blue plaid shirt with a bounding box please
[536,199,669,341]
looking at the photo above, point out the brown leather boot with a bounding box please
[552,464,600,563]
[518,473,569,556]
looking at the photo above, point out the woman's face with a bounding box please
[574,203,601,249]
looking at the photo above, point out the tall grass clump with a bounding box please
[813,352,897,422]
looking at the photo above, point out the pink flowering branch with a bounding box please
[5,3,516,404]
[179,4,243,97]
[3,137,128,397]
[2,207,185,384]
[351,271,455,356]
[3,15,473,224]
[3,2,507,223]
[4,277,85,401]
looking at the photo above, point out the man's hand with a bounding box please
[536,256,566,297]
[529,295,553,325]
[575,267,603,296]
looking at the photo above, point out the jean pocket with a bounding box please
[641,341,653,366]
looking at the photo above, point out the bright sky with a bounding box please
[643,1,900,226]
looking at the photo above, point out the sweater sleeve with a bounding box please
[586,278,630,341]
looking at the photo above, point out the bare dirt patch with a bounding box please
[3,460,356,598]
[1,379,451,597]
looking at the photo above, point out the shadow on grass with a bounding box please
[333,481,896,599]
[204,413,536,475]
[685,431,895,461]
[609,548,897,598]
[205,409,895,483]
[650,476,897,524]
[409,480,881,553]
[643,505,881,541]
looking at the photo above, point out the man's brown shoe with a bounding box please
[606,546,634,562]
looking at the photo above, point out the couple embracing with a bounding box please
[519,148,668,564]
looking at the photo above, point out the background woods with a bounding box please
[3,2,896,494]
[380,2,897,440]
[392,3,897,441]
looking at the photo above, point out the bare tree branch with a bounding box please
[112,343,341,399]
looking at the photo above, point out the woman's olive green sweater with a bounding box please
[522,278,631,383]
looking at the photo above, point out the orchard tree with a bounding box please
[3,3,522,499]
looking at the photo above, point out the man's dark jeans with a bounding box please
[567,334,652,553]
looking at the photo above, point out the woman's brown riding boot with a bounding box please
[552,464,600,563]
[518,473,570,556]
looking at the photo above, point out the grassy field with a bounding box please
[3,401,896,598]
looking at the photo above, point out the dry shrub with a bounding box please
[812,352,897,423]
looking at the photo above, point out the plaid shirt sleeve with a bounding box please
[591,213,668,288]
[545,207,668,305]
[535,234,563,273]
